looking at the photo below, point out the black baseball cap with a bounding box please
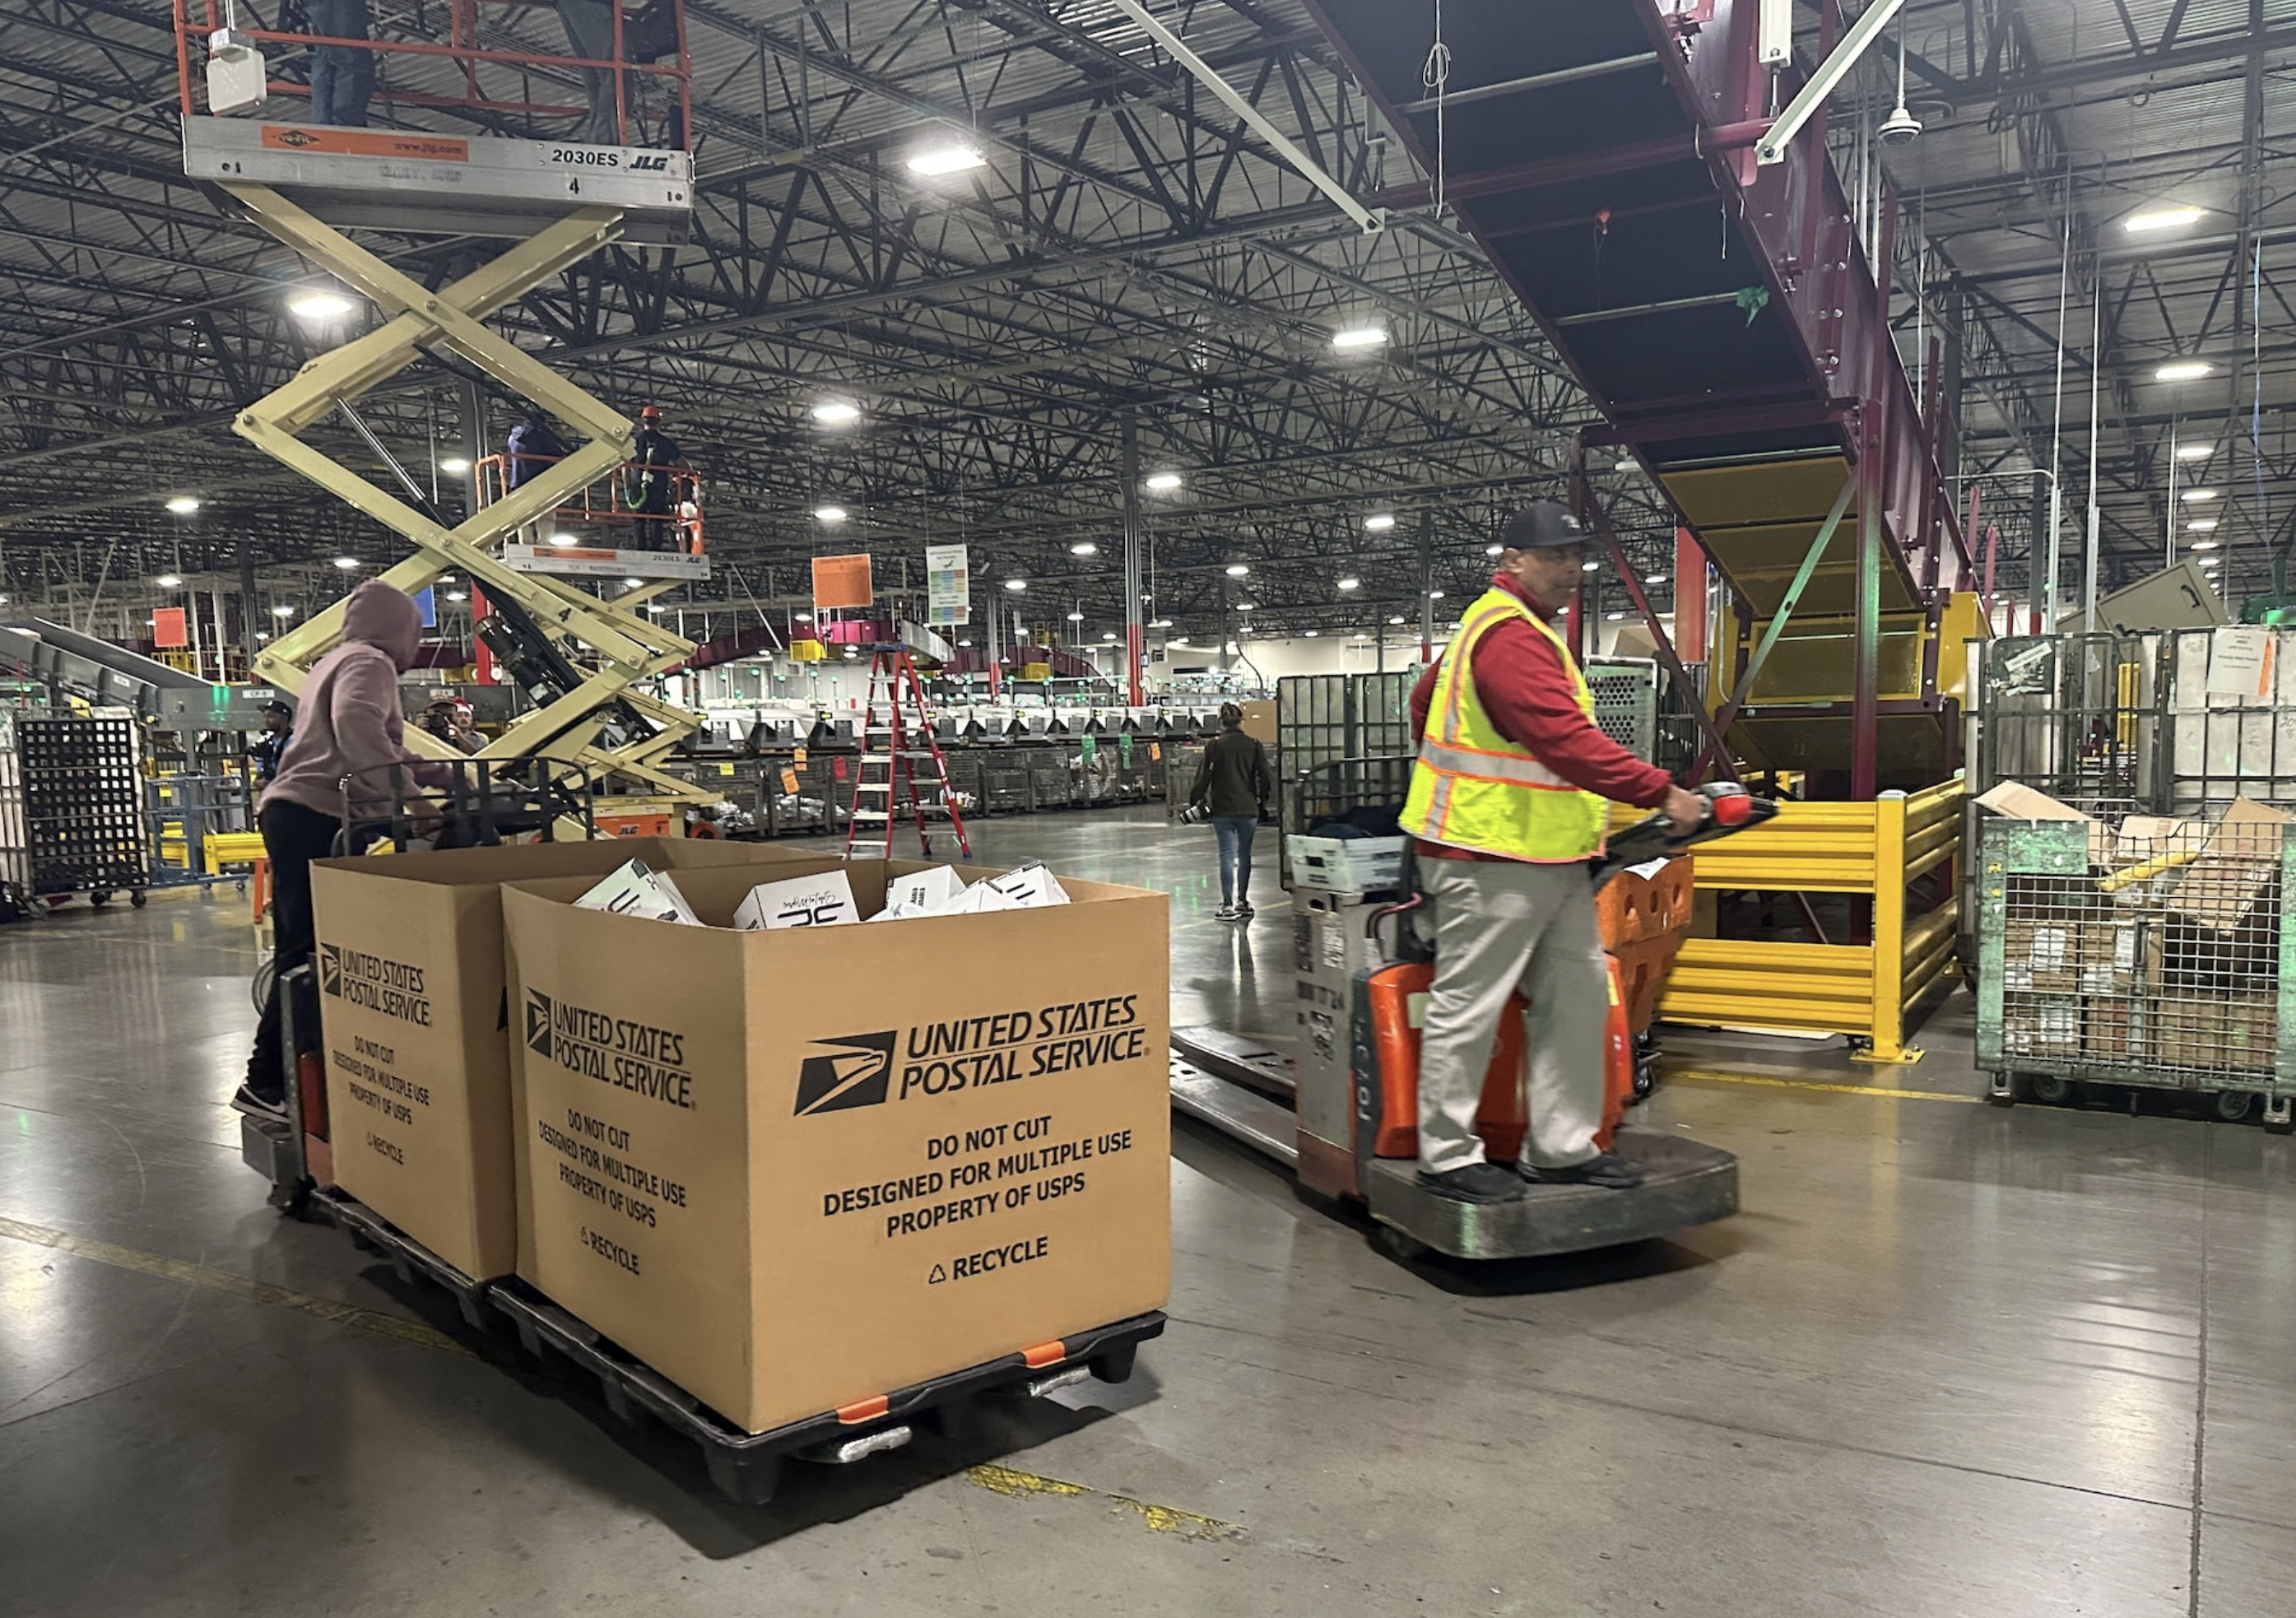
[261,700,291,716]
[1496,500,1587,551]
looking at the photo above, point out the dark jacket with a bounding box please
[1190,728,1269,819]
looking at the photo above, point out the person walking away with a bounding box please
[234,583,454,1120]
[625,404,685,551]
[1188,702,1271,922]
[307,0,377,127]
[248,700,294,788]
[556,0,628,146]
[1401,500,1706,1206]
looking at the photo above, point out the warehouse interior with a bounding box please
[2,2,2294,1614]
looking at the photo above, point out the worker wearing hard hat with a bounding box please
[1401,500,1705,1206]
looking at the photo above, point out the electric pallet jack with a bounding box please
[1170,783,1777,1262]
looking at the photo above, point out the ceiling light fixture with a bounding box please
[2190,539,2219,551]
[165,495,201,515]
[547,532,578,547]
[1389,615,1406,625]
[2182,488,2219,503]
[813,504,848,523]
[907,142,988,177]
[1646,573,1668,584]
[1606,611,1627,622]
[1150,618,1173,630]
[288,291,355,321]
[445,590,467,602]
[1101,631,1117,642]
[1067,610,1085,622]
[2187,518,2219,532]
[2125,205,2206,234]
[1485,543,1504,556]
[332,556,360,570]
[957,639,973,649]
[1225,562,1249,577]
[157,574,183,588]
[1236,602,1254,611]
[1070,541,1098,556]
[1145,472,1183,493]
[810,401,862,426]
[438,457,471,476]
[272,604,296,617]
[1428,588,1445,600]
[1337,576,1360,591]
[2175,443,2215,462]
[2155,360,2213,383]
[1304,629,1319,637]
[1005,579,1027,592]
[1331,325,1388,351]
[1582,559,1601,572]
[1364,514,1396,532]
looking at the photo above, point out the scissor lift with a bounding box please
[174,2,713,810]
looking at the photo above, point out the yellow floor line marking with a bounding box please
[0,1213,470,1357]
[965,1462,1243,1541]
[1668,1069,1983,1105]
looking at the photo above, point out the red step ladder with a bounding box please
[844,645,971,860]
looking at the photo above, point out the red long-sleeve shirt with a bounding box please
[1409,574,1675,862]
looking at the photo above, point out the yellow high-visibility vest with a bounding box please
[1400,585,1606,862]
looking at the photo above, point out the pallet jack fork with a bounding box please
[1172,784,1777,1263]
[226,183,710,809]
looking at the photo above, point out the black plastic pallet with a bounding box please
[308,1188,1164,1504]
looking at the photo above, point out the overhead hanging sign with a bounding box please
[925,542,969,625]
[811,553,874,610]
[152,607,188,649]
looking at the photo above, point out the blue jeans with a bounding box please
[1213,815,1257,906]
[308,0,375,126]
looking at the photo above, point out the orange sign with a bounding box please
[260,126,471,161]
[152,607,188,649]
[811,553,874,610]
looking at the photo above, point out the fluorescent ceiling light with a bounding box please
[794,611,813,622]
[1606,611,1626,622]
[547,532,578,546]
[332,556,360,570]
[1235,602,1254,611]
[1364,514,1396,532]
[1304,629,1319,637]
[445,591,467,602]
[645,603,667,614]
[1145,472,1183,492]
[1101,631,1117,641]
[2189,539,2219,551]
[622,577,644,588]
[2175,444,2215,462]
[1582,559,1601,572]
[2155,360,2212,382]
[957,639,973,648]
[1485,543,1504,556]
[1428,588,1445,600]
[2182,488,2219,503]
[1169,637,1189,647]
[1067,610,1085,621]
[907,143,988,177]
[1070,542,1097,556]
[2125,206,2205,234]
[1330,325,1387,350]
[1389,615,1406,625]
[2187,518,2219,532]
[157,574,183,588]
[272,604,296,617]
[438,457,471,475]
[1005,579,1027,591]
[1337,577,1360,591]
[1224,562,1249,577]
[811,401,862,425]
[288,291,355,320]
[1150,618,1173,629]
[813,505,848,523]
[1646,573,1667,584]
[165,495,201,514]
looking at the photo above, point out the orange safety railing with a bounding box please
[475,453,705,556]
[174,0,693,150]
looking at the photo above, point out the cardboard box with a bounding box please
[2147,993,2224,1068]
[1238,699,1276,745]
[2084,997,2136,1060]
[503,856,1170,1435]
[2220,994,2278,1075]
[2002,918,2080,993]
[2168,796,2289,937]
[310,838,812,1281]
[2002,997,2081,1058]
[2077,917,2143,996]
[733,867,858,930]
[1974,781,2112,865]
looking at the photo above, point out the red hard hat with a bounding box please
[640,405,662,421]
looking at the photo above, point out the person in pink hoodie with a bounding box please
[237,582,456,1118]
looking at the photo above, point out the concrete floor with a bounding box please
[2,805,2290,1616]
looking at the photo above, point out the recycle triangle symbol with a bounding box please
[927,1263,947,1285]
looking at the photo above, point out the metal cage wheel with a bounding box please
[2029,1073,2076,1106]
[2212,1090,2256,1124]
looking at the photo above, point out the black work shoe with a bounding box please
[1415,1162,1527,1204]
[1521,1151,1646,1190]
[231,1084,287,1122]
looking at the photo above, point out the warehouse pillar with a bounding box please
[1120,414,1145,705]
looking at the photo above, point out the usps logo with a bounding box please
[318,943,342,997]
[524,990,554,1059]
[792,1032,898,1116]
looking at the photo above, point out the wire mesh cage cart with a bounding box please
[0,709,151,914]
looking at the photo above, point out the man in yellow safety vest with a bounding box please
[1401,500,1705,1204]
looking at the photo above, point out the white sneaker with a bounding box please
[1213,904,1241,922]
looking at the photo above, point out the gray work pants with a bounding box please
[1416,856,1609,1174]
[556,0,627,146]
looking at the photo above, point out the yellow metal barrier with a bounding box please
[1620,778,1964,1062]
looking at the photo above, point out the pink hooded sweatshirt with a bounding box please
[262,581,457,821]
